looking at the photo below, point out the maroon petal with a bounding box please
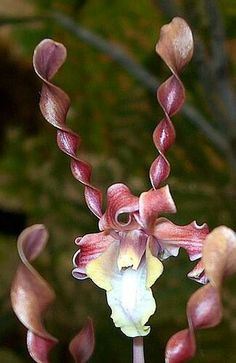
[150,18,193,189]
[69,318,95,363]
[11,225,58,363]
[33,39,102,218]
[99,183,139,231]
[154,218,209,261]
[72,232,115,279]
[138,185,176,230]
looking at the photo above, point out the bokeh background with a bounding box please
[0,0,236,362]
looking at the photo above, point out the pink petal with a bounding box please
[154,218,209,261]
[72,232,115,279]
[99,183,139,231]
[11,225,58,363]
[33,39,102,218]
[138,185,176,230]
[69,318,95,363]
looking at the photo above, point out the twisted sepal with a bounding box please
[165,226,236,363]
[11,225,58,363]
[69,318,95,363]
[151,17,193,188]
[33,39,102,218]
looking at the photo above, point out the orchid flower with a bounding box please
[33,17,209,361]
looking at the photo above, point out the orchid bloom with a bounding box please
[72,183,208,337]
[33,16,209,355]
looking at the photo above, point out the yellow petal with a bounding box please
[86,241,119,291]
[146,241,163,288]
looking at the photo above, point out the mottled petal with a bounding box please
[138,185,176,230]
[11,225,58,363]
[99,183,139,231]
[69,318,95,363]
[146,238,164,288]
[72,232,115,279]
[154,218,209,261]
[117,230,147,270]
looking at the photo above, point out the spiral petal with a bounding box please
[11,225,58,363]
[33,39,102,218]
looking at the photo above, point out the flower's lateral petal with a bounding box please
[86,241,119,291]
[117,230,147,270]
[146,238,164,288]
[72,232,115,280]
[99,183,139,231]
[154,218,209,261]
[203,226,236,288]
[156,17,193,75]
[138,185,176,230]
[106,260,156,337]
[11,225,58,363]
[69,318,95,363]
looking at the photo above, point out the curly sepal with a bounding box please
[33,39,102,218]
[11,225,58,363]
[165,226,236,363]
[150,18,193,188]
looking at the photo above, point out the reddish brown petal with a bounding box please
[69,318,95,363]
[151,18,193,189]
[33,39,102,218]
[72,232,115,279]
[138,186,176,230]
[154,218,209,261]
[99,183,139,231]
[11,225,58,363]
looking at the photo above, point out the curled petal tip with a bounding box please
[33,38,67,81]
[69,318,95,363]
[156,17,193,74]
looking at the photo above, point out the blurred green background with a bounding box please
[0,0,236,362]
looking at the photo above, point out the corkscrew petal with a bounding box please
[165,226,236,362]
[11,225,58,363]
[151,18,193,189]
[33,39,103,218]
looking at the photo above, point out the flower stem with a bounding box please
[133,337,145,363]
